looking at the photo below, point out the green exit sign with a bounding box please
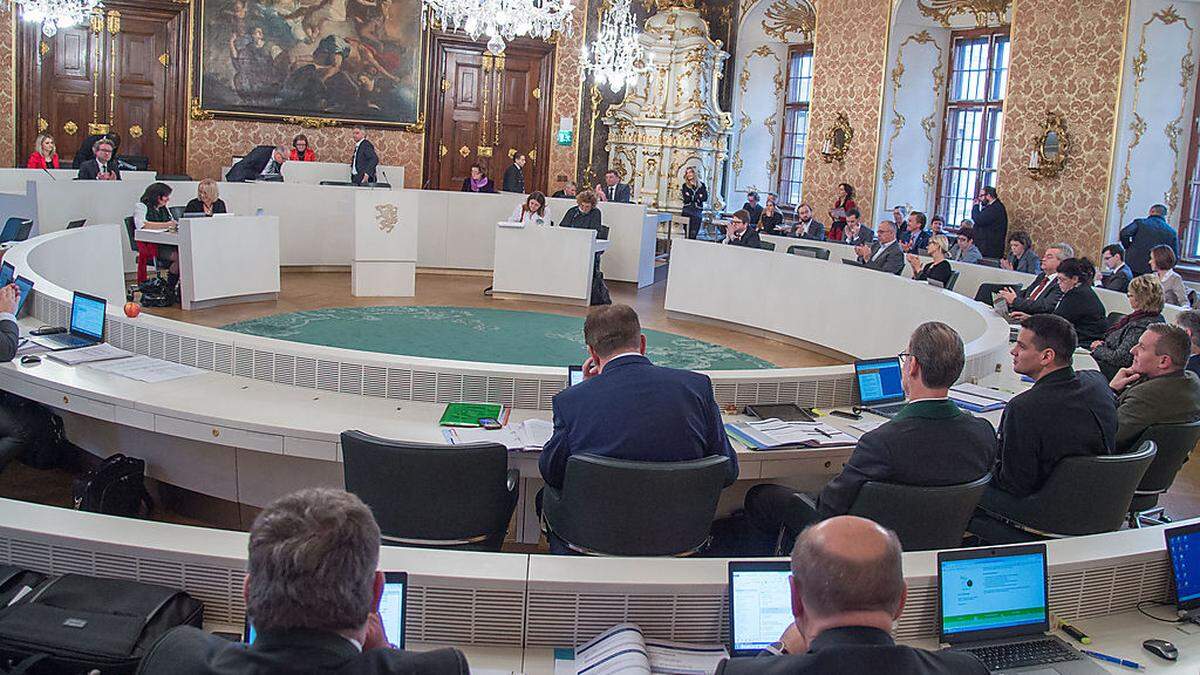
[556,130,574,146]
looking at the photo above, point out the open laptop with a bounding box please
[854,357,907,418]
[939,545,1104,674]
[1166,522,1200,623]
[29,291,106,350]
[245,571,407,646]
[728,561,793,658]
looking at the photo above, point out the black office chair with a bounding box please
[0,218,31,244]
[1127,420,1200,527]
[848,473,991,551]
[787,245,831,261]
[12,220,32,242]
[760,241,776,252]
[944,270,961,292]
[340,431,518,551]
[969,441,1157,543]
[542,454,730,556]
[155,174,193,181]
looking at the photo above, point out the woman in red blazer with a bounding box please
[828,182,856,241]
[26,133,59,169]
[288,133,316,161]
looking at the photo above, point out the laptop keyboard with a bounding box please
[868,403,907,417]
[960,639,1081,671]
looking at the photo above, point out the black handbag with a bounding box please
[0,572,203,674]
[72,454,153,517]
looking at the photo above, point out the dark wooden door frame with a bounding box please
[423,32,554,192]
[15,0,189,173]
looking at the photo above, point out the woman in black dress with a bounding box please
[908,234,954,286]
[680,166,707,239]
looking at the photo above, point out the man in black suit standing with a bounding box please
[744,322,996,547]
[225,145,288,182]
[75,138,121,180]
[1121,204,1179,276]
[350,126,379,186]
[137,488,467,675]
[718,516,987,675]
[970,186,1008,259]
[502,153,526,193]
[539,304,738,494]
[596,169,632,203]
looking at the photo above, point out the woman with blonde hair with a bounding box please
[184,179,227,216]
[26,133,59,170]
[680,166,708,239]
[908,233,953,286]
[1090,274,1166,379]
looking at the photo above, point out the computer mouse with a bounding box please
[19,354,40,365]
[1143,638,1178,661]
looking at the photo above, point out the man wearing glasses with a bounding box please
[743,322,997,551]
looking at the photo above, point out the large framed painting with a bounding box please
[193,0,426,127]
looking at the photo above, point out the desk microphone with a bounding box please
[41,167,56,181]
[378,168,389,189]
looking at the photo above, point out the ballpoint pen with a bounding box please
[1080,649,1140,669]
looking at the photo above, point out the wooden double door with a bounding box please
[426,35,554,192]
[16,0,188,173]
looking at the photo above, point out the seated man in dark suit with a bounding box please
[853,221,905,274]
[75,138,121,180]
[539,304,738,492]
[841,209,874,248]
[987,314,1117,500]
[898,211,931,253]
[1174,310,1200,379]
[1109,323,1200,450]
[744,322,996,546]
[724,210,762,249]
[717,516,987,675]
[1099,243,1134,293]
[225,145,288,183]
[795,203,825,241]
[996,242,1072,317]
[596,169,632,203]
[137,488,467,675]
[349,126,379,185]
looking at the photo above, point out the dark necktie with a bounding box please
[1029,277,1051,300]
[609,186,615,200]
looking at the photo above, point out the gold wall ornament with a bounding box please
[404,112,426,134]
[159,52,169,68]
[762,0,815,42]
[39,42,49,59]
[819,112,854,164]
[128,125,143,139]
[88,123,109,135]
[106,10,121,35]
[478,146,494,158]
[157,125,167,143]
[916,0,1009,28]
[439,143,448,158]
[63,121,78,136]
[1026,111,1072,181]
[459,145,471,158]
[189,98,214,121]
[37,117,48,133]
[283,116,340,129]
[375,204,399,234]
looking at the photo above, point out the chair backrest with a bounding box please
[760,241,776,251]
[944,270,961,292]
[1134,420,1200,495]
[13,219,33,242]
[340,430,514,545]
[787,245,831,261]
[547,454,730,556]
[0,217,23,243]
[1106,312,1127,329]
[123,216,140,254]
[848,473,991,551]
[1011,442,1157,536]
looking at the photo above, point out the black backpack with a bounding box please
[71,454,153,517]
[0,394,70,470]
[0,571,203,674]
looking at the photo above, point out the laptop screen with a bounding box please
[1166,522,1200,610]
[246,572,407,647]
[938,545,1049,643]
[854,358,905,406]
[568,365,584,387]
[70,292,106,341]
[728,561,793,656]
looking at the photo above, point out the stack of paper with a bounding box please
[442,419,553,451]
[45,343,132,365]
[949,383,1014,413]
[574,623,728,675]
[726,418,857,450]
[87,355,204,383]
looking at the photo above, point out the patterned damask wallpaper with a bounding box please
[0,16,15,167]
[801,0,889,220]
[994,0,1129,258]
[547,0,589,186]
[185,120,424,186]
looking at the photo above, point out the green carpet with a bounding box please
[222,306,775,370]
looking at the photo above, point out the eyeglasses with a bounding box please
[898,352,912,363]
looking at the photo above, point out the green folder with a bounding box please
[439,402,504,427]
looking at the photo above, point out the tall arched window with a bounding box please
[778,45,814,205]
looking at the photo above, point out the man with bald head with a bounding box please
[854,220,905,274]
[718,516,986,674]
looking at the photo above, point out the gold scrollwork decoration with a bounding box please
[404,112,426,134]
[39,42,49,59]
[881,30,945,205]
[1026,111,1072,181]
[106,10,121,35]
[189,97,214,121]
[88,123,109,135]
[63,121,79,136]
[762,0,815,42]
[819,112,854,164]
[916,0,1009,28]
[478,146,493,158]
[157,126,167,143]
[128,124,143,139]
[459,145,471,159]
[37,117,48,133]
[284,116,340,129]
[439,143,448,158]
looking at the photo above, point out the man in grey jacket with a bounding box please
[855,221,905,275]
[1109,323,1200,451]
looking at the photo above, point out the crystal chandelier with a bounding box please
[424,0,575,55]
[582,0,648,94]
[12,0,102,37]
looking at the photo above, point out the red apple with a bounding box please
[124,301,141,318]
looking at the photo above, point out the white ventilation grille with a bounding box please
[339,363,363,396]
[295,357,317,389]
[234,347,254,378]
[254,351,273,382]
[363,366,387,398]
[274,354,296,386]
[164,334,180,363]
[180,336,197,367]
[214,344,234,374]
[413,371,437,402]
[388,369,412,399]
[436,373,464,402]
[148,330,165,360]
[525,593,727,647]
[895,586,937,641]
[317,360,339,391]
[407,587,525,646]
